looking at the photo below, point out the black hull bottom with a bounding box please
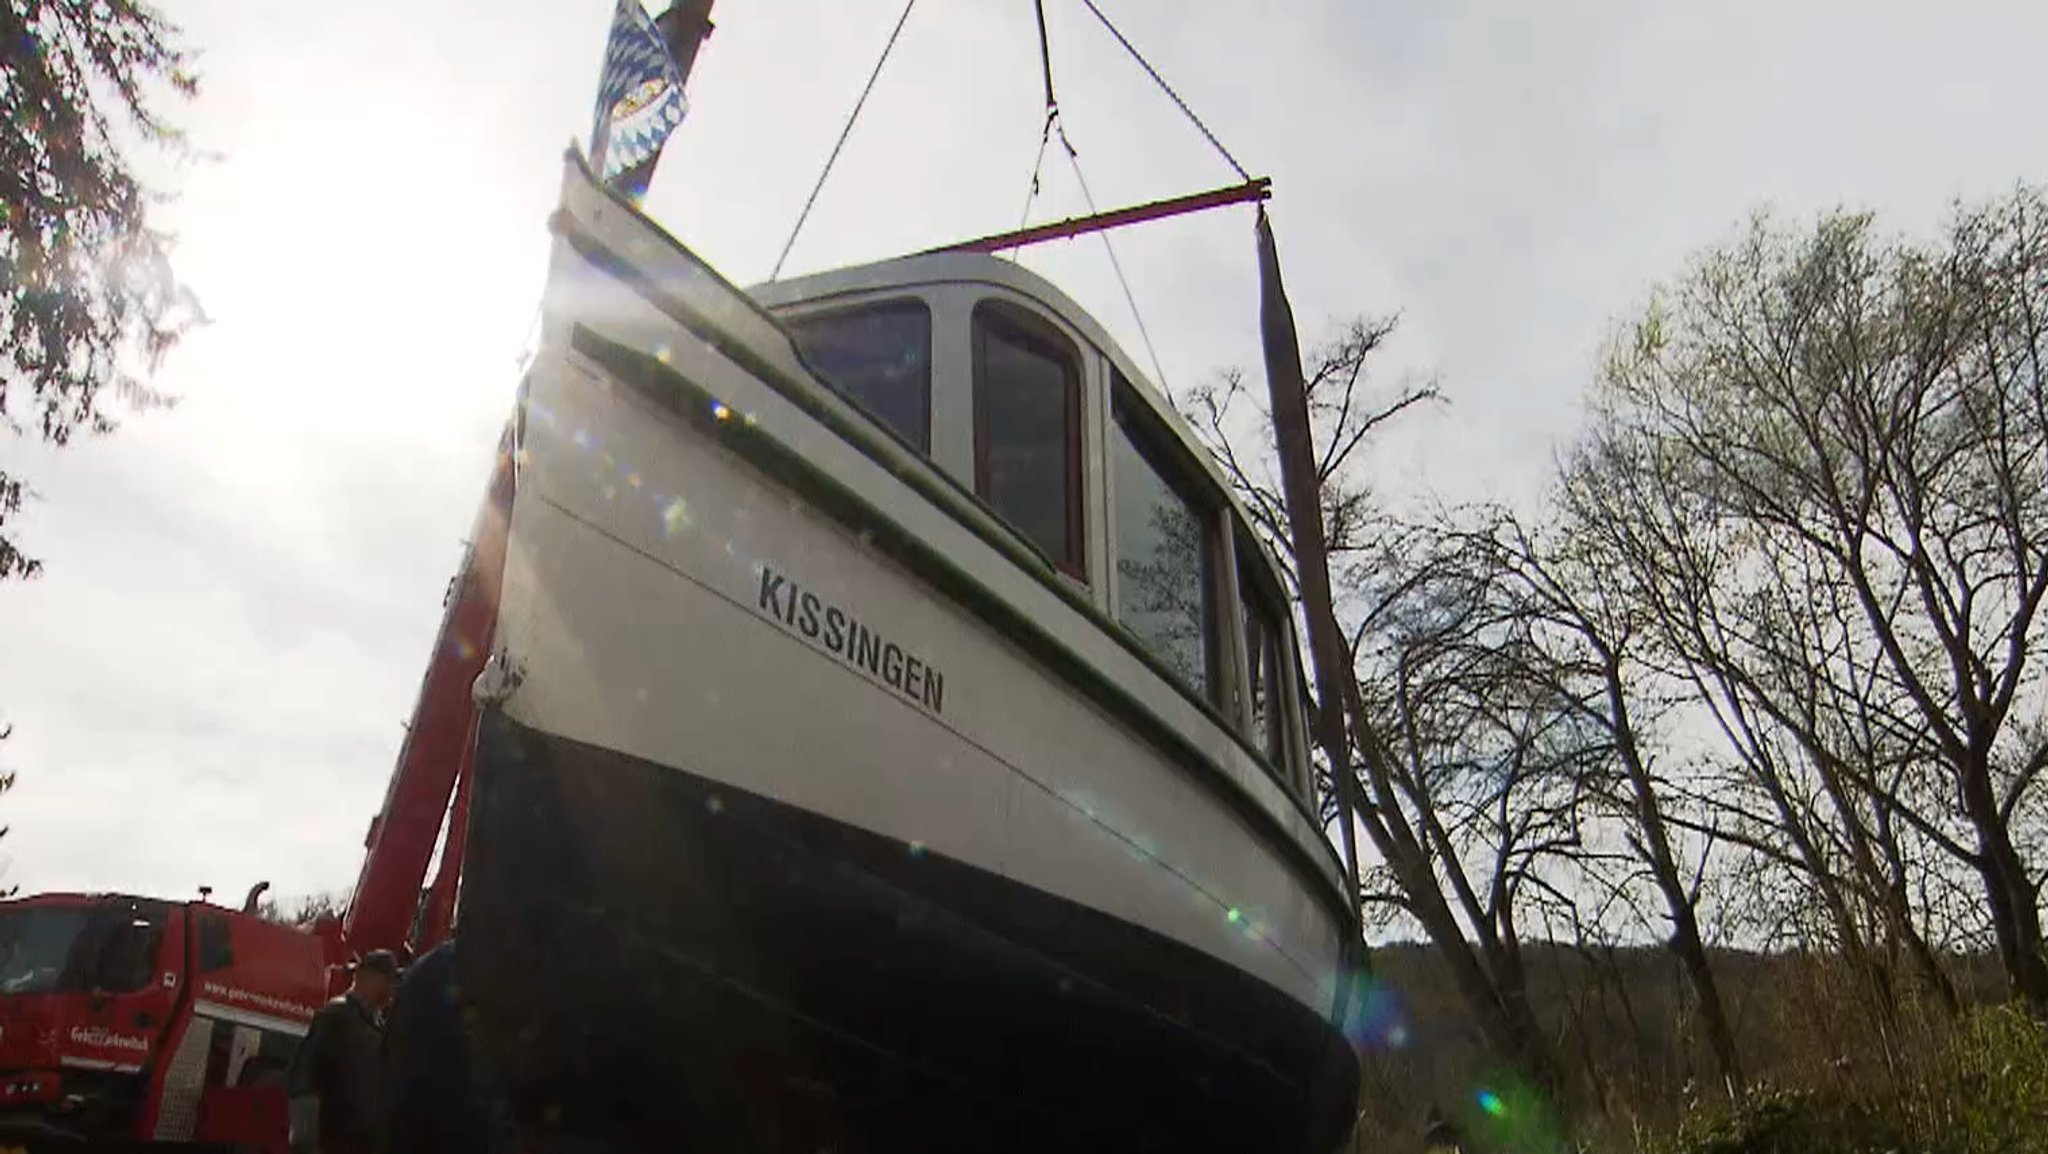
[458,712,1358,1153]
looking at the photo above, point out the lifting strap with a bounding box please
[1052,119,1169,390]
[1012,0,1060,238]
[1077,0,1250,182]
[1010,0,1170,388]
[769,0,919,280]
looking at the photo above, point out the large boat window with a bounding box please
[1240,545,1289,768]
[785,300,932,453]
[1110,377,1215,700]
[973,302,1083,577]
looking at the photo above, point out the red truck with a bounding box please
[0,889,328,1149]
[0,438,516,1151]
[0,5,724,1145]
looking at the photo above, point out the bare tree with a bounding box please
[1185,316,1574,1095]
[1562,190,2048,1009]
[1576,431,1966,1018]
[1186,316,1437,598]
[1352,522,1595,1090]
[1447,510,1749,1090]
[257,889,350,929]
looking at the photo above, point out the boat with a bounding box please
[443,8,1365,1152]
[447,149,1361,1153]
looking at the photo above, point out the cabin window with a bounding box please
[973,302,1084,577]
[1239,548,1289,766]
[785,300,933,452]
[196,911,235,972]
[1110,377,1215,700]
[74,899,168,994]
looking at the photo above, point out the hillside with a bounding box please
[1350,942,2024,1153]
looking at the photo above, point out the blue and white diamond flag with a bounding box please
[591,0,687,200]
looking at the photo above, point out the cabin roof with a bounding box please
[748,253,1290,592]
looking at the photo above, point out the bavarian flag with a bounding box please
[591,0,688,200]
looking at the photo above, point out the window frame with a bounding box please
[1282,631,1313,800]
[971,300,1087,580]
[1108,373,1223,706]
[195,910,235,973]
[1235,530,1293,772]
[69,899,168,995]
[782,296,935,455]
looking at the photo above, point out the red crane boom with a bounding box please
[342,430,515,958]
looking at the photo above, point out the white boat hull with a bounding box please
[451,158,1362,1153]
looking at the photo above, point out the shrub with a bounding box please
[1649,1007,2048,1154]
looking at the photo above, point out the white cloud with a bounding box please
[1,0,2044,899]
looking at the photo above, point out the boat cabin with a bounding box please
[752,255,1313,805]
[459,156,1360,1153]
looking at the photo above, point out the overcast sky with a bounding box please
[1,0,2043,904]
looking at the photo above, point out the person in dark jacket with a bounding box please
[287,949,400,1154]
[380,939,497,1154]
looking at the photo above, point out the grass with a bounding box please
[1353,946,2044,1153]
[1645,1006,2048,1154]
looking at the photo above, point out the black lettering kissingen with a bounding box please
[753,564,947,716]
[854,624,882,676]
[758,570,787,618]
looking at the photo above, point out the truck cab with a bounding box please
[0,892,327,1149]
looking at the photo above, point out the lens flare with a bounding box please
[661,497,691,537]
[1465,1074,1564,1151]
[1332,969,1411,1052]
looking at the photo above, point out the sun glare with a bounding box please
[168,71,544,477]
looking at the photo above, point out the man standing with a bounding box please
[380,940,495,1154]
[287,949,400,1154]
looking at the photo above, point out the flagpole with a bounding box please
[597,0,716,197]
[655,0,716,84]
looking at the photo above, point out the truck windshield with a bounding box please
[0,906,94,995]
